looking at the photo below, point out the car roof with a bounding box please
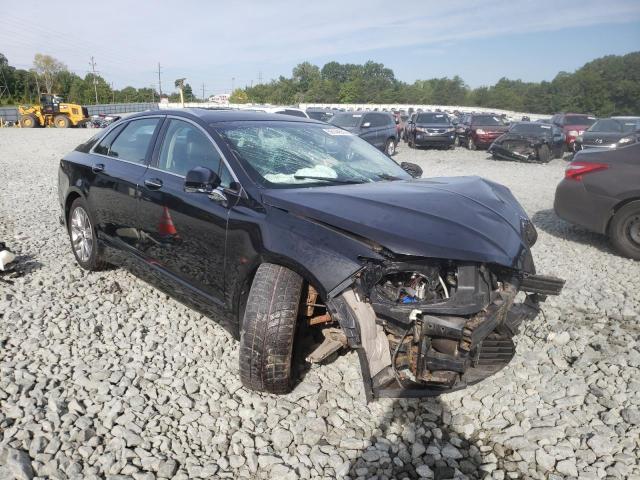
[128,108,320,124]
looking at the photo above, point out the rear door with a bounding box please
[88,116,163,248]
[359,113,379,147]
[137,117,233,305]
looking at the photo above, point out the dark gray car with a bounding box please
[329,111,398,155]
[575,117,640,151]
[407,112,457,149]
[554,142,640,259]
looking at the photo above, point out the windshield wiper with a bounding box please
[376,173,402,181]
[293,175,365,184]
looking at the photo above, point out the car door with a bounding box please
[88,116,163,248]
[359,113,380,148]
[136,117,233,305]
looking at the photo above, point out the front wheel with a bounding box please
[67,197,108,270]
[20,115,36,128]
[609,202,640,260]
[239,263,304,394]
[453,135,460,148]
[537,144,551,163]
[385,138,396,156]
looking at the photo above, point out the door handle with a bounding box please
[92,163,105,173]
[144,178,163,189]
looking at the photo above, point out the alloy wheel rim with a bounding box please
[628,215,640,246]
[387,142,394,155]
[70,207,93,262]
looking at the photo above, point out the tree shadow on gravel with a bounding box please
[531,209,615,255]
[349,397,487,480]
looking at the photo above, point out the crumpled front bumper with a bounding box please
[328,272,564,401]
[489,144,538,162]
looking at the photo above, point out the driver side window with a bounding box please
[158,120,222,177]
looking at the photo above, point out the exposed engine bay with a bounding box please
[316,259,564,400]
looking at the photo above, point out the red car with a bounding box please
[551,113,597,152]
[459,114,510,150]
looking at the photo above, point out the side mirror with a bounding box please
[362,122,371,128]
[400,161,423,178]
[184,166,221,193]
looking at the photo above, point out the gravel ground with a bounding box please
[0,128,639,480]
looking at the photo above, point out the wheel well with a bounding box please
[64,192,81,224]
[606,197,640,233]
[235,261,327,332]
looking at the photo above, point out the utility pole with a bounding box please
[202,83,205,102]
[111,82,115,103]
[258,71,262,84]
[231,77,235,93]
[89,56,99,104]
[157,62,162,97]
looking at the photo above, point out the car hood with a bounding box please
[494,133,547,144]
[415,123,452,129]
[262,176,530,269]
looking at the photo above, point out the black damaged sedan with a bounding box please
[58,109,563,400]
[489,122,565,163]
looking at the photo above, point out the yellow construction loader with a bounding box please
[18,94,89,128]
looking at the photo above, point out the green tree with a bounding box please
[33,53,67,94]
[229,89,248,103]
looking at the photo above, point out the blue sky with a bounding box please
[0,0,638,95]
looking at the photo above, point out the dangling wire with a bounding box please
[392,321,414,387]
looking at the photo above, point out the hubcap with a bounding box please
[70,207,93,262]
[387,142,395,155]
[628,215,640,246]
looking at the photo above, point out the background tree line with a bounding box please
[0,53,198,106]
[1,51,638,116]
[234,52,639,116]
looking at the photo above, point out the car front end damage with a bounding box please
[489,137,546,162]
[261,176,564,400]
[323,256,564,400]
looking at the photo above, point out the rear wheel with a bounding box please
[453,135,460,148]
[54,115,70,128]
[537,144,551,163]
[609,202,640,260]
[67,197,108,270]
[239,263,304,394]
[20,115,36,128]
[467,136,476,150]
[385,138,396,156]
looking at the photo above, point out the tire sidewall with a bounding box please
[609,202,640,260]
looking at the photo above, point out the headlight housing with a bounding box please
[618,136,634,145]
[415,127,427,133]
[568,130,579,137]
[476,128,486,134]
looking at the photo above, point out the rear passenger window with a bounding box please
[369,114,389,127]
[105,118,160,164]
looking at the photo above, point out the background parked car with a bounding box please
[329,111,398,155]
[489,122,565,162]
[306,108,338,123]
[551,113,597,152]
[249,106,309,118]
[403,112,417,141]
[575,116,640,151]
[458,114,510,150]
[407,112,457,149]
[554,142,640,259]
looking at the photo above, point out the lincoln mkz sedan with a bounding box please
[58,109,564,400]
